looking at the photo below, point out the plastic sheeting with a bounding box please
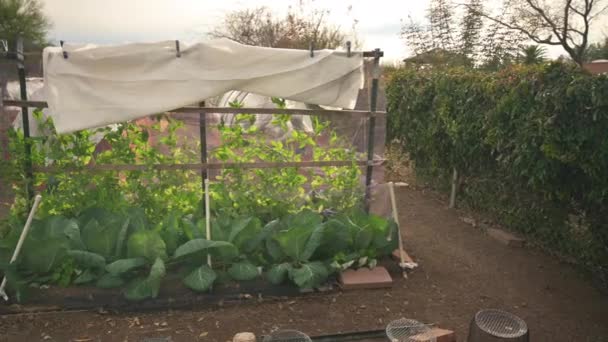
[42,39,364,134]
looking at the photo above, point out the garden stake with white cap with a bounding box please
[0,194,42,301]
[388,182,408,279]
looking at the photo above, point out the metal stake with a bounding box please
[0,194,42,301]
[204,179,212,268]
[199,101,207,209]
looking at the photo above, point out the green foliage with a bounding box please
[182,265,216,292]
[0,205,397,300]
[288,261,329,288]
[387,63,608,285]
[227,261,259,281]
[210,101,362,221]
[80,218,120,259]
[267,263,291,284]
[105,258,146,275]
[126,230,167,261]
[270,210,324,262]
[67,250,106,270]
[124,257,165,301]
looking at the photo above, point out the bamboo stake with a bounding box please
[449,168,458,208]
[204,179,212,268]
[0,194,42,301]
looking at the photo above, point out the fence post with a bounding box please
[199,101,207,210]
[16,36,34,209]
[449,167,458,208]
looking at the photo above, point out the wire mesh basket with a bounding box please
[386,318,436,342]
[468,309,529,342]
[262,329,312,342]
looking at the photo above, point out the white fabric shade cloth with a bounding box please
[42,39,364,134]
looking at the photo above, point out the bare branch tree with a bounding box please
[466,0,608,65]
[210,3,357,50]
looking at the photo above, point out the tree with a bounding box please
[519,45,547,64]
[459,0,484,61]
[0,0,50,48]
[210,3,355,49]
[468,0,608,66]
[400,0,525,68]
[585,37,608,60]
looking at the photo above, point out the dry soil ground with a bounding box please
[0,186,607,341]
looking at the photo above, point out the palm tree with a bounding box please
[519,45,547,65]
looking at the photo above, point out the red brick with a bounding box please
[338,266,392,290]
[392,249,415,263]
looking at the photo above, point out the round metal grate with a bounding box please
[262,329,312,342]
[474,309,528,338]
[386,318,435,342]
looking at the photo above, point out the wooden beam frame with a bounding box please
[2,100,385,118]
[32,159,386,173]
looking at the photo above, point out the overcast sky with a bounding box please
[42,0,607,63]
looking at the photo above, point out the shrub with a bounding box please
[387,63,608,286]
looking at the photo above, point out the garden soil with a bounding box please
[1,186,607,341]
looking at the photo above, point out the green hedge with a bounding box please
[387,63,608,285]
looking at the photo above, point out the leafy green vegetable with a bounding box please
[289,262,329,288]
[81,218,120,259]
[267,263,291,285]
[182,265,216,292]
[73,269,97,284]
[67,250,106,270]
[105,258,147,275]
[173,239,237,261]
[124,257,165,301]
[96,273,125,288]
[21,237,68,274]
[127,230,167,261]
[227,261,259,281]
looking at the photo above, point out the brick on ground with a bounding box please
[487,228,525,247]
[338,266,392,290]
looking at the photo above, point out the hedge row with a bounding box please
[386,63,608,285]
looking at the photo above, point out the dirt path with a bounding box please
[1,187,607,341]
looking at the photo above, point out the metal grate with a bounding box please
[474,309,528,338]
[386,318,435,342]
[263,329,312,342]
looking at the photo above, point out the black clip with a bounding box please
[346,41,352,57]
[175,40,181,58]
[309,41,314,58]
[60,40,68,59]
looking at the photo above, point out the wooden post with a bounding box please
[364,48,382,212]
[449,167,458,208]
